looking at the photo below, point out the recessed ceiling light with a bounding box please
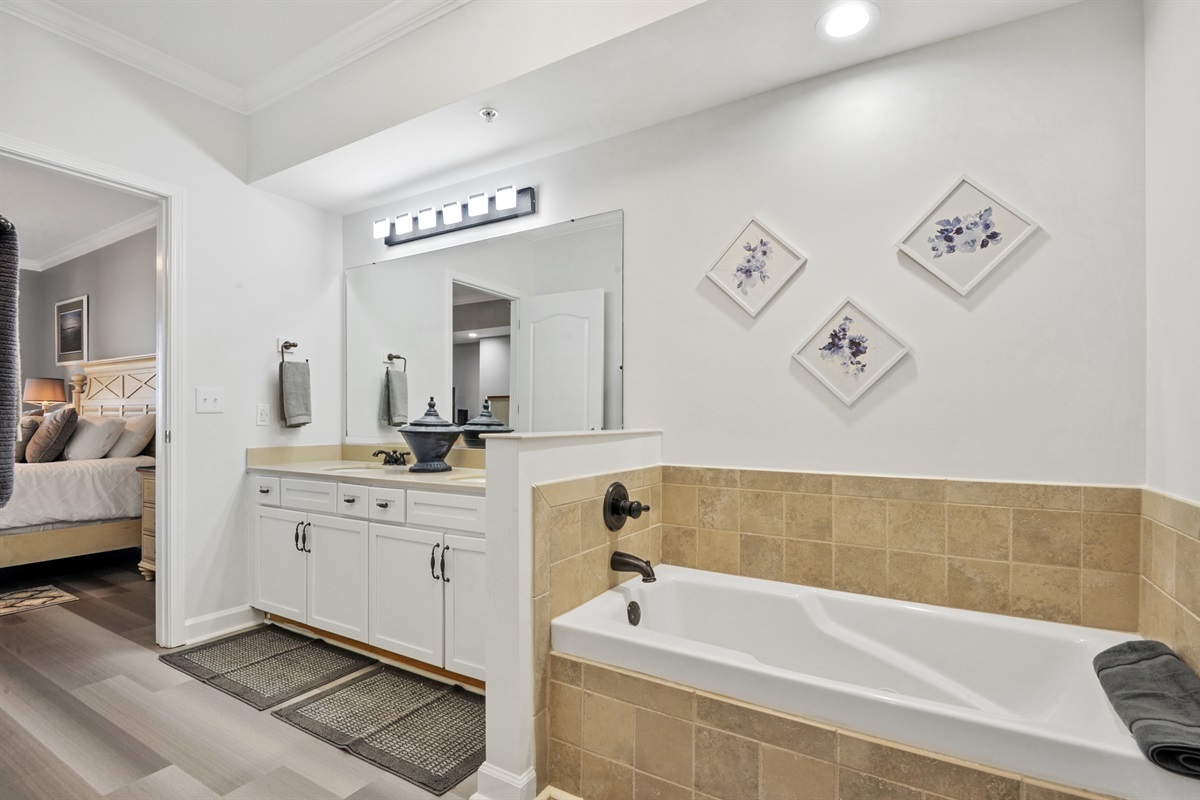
[817,1,877,40]
[468,332,478,338]
[479,107,498,123]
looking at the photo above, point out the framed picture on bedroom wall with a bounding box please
[55,295,88,365]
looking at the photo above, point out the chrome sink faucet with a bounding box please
[372,449,410,466]
[610,550,656,583]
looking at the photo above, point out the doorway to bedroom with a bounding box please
[0,146,177,645]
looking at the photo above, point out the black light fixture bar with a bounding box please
[383,186,536,247]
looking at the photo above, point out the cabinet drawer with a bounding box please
[280,479,337,514]
[337,483,369,519]
[251,476,281,506]
[142,504,155,534]
[368,487,406,524]
[141,532,156,560]
[407,490,486,534]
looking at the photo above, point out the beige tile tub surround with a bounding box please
[533,466,662,794]
[1141,488,1200,674]
[546,653,1115,800]
[659,467,1142,632]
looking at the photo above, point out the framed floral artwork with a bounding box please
[793,298,909,407]
[897,175,1039,296]
[705,218,806,317]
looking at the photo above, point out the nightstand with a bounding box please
[136,466,155,580]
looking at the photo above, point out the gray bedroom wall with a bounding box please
[31,228,156,383]
[17,268,49,384]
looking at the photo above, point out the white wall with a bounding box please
[453,342,481,421]
[480,336,511,404]
[1,17,343,636]
[1145,0,1200,505]
[347,1,1146,485]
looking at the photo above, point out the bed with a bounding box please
[0,355,156,569]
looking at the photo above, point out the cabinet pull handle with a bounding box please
[441,546,450,583]
[294,521,302,551]
[259,488,270,494]
[343,497,356,504]
[431,544,441,580]
[376,501,389,509]
[302,522,311,553]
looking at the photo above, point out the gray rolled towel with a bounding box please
[279,360,311,427]
[0,217,18,507]
[1094,639,1200,778]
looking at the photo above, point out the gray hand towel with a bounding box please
[280,360,311,427]
[378,367,408,426]
[0,217,18,506]
[1094,639,1200,778]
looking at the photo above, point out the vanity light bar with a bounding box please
[378,187,537,246]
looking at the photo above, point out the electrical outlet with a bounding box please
[256,404,270,426]
[195,387,225,414]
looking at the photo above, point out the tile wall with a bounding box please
[546,652,1115,800]
[532,466,663,795]
[1140,489,1200,673]
[658,467,1142,631]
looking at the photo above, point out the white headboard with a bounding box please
[69,354,157,417]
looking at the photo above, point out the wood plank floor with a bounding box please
[0,551,478,800]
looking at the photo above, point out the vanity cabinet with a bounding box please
[369,526,486,680]
[249,472,486,680]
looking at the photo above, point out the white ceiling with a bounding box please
[1,0,1081,228]
[0,155,158,271]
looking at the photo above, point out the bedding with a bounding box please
[0,455,154,531]
[25,407,77,463]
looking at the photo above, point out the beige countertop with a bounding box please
[247,461,486,496]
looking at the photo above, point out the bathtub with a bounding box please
[550,565,1197,800]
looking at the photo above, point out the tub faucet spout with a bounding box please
[611,550,656,582]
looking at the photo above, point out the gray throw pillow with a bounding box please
[15,416,41,462]
[25,407,78,463]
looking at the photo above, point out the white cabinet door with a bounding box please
[306,513,369,641]
[253,506,307,620]
[368,524,445,665]
[443,533,487,681]
[514,288,604,432]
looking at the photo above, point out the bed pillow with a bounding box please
[63,417,127,461]
[14,416,41,462]
[107,414,155,458]
[24,407,78,463]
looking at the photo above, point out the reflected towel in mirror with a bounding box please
[379,367,409,426]
[280,360,311,427]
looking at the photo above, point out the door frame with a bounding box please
[445,270,523,429]
[1,134,187,647]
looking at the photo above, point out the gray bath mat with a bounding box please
[160,625,376,709]
[0,585,77,616]
[273,665,485,795]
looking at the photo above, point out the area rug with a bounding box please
[273,665,485,795]
[160,625,376,710]
[0,585,78,616]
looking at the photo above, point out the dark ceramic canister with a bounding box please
[399,397,462,472]
[460,398,514,448]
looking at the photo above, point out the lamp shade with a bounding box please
[23,377,67,407]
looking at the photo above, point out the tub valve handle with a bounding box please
[604,481,651,531]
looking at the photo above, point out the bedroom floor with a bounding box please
[0,551,478,800]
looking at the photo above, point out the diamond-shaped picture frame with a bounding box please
[793,298,910,407]
[897,175,1039,296]
[705,218,806,317]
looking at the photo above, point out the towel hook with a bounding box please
[387,353,407,372]
[280,340,299,364]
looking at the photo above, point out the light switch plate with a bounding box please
[195,387,224,414]
[256,403,270,426]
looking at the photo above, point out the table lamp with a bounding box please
[23,377,68,413]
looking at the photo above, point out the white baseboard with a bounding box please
[181,605,263,645]
[472,762,536,800]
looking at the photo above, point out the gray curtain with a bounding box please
[0,215,17,507]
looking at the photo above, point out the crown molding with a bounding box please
[22,209,158,273]
[243,0,472,113]
[1,0,472,115]
[0,0,245,112]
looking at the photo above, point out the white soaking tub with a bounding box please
[550,565,1199,800]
